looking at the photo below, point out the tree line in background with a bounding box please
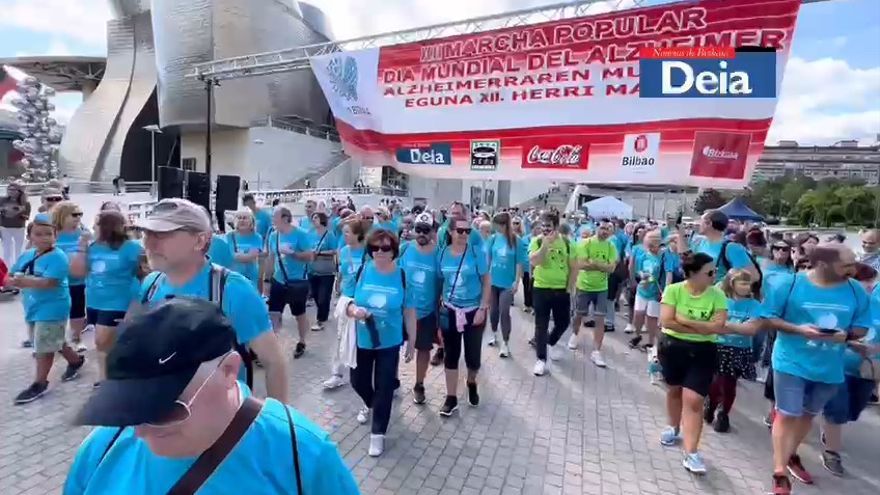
[694,174,880,228]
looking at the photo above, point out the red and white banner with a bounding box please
[309,0,801,187]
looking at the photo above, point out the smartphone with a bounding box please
[818,328,839,334]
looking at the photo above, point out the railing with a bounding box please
[0,180,156,196]
[255,116,340,142]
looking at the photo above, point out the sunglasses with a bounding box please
[369,244,394,253]
[71,212,84,218]
[705,270,717,278]
[46,196,63,202]
[414,226,431,235]
[455,227,472,235]
[362,216,374,221]
[146,354,228,428]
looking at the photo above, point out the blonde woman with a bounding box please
[52,201,89,352]
[227,210,263,287]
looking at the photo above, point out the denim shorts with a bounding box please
[822,375,877,425]
[575,290,607,316]
[774,370,841,417]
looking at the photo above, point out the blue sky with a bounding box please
[0,0,877,144]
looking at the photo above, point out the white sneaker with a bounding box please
[624,323,635,334]
[82,324,95,334]
[487,331,497,347]
[548,345,563,361]
[533,360,547,376]
[499,341,510,358]
[322,374,346,390]
[567,333,579,350]
[368,434,385,457]
[356,406,370,424]
[591,350,607,368]
[75,342,88,353]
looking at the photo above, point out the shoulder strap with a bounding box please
[97,427,126,465]
[283,406,304,495]
[142,273,165,305]
[717,240,729,270]
[400,266,406,289]
[22,249,51,275]
[167,397,264,495]
[274,233,291,284]
[779,274,799,320]
[229,233,238,252]
[209,266,252,388]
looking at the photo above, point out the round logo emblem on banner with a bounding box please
[634,135,649,153]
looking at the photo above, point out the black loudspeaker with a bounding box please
[186,171,211,213]
[158,166,185,200]
[215,175,241,212]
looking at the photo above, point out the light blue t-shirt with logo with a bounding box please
[85,240,143,312]
[12,247,71,322]
[690,236,754,282]
[487,233,522,290]
[439,244,488,308]
[343,262,414,349]
[634,249,663,300]
[762,273,872,384]
[520,235,532,274]
[268,228,312,284]
[254,208,273,240]
[56,230,89,286]
[207,234,235,269]
[227,232,263,284]
[338,245,366,296]
[399,242,441,318]
[63,397,359,495]
[718,297,761,348]
[843,283,880,377]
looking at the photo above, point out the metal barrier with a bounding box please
[0,180,156,196]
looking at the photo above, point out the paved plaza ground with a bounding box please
[0,293,878,494]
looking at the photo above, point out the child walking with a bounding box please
[705,269,761,432]
[9,213,85,404]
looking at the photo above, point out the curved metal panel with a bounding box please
[299,2,335,40]
[109,0,150,17]
[152,0,334,130]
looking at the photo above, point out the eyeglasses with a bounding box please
[46,196,63,202]
[455,228,472,235]
[362,216,374,221]
[71,212,84,218]
[369,244,394,253]
[414,226,431,235]
[146,354,227,428]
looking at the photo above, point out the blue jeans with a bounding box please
[822,375,877,425]
[350,346,400,434]
[774,370,840,417]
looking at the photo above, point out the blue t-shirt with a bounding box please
[438,220,484,250]
[611,232,627,258]
[762,263,793,292]
[63,396,359,495]
[338,245,366,297]
[343,262,414,350]
[268,228,312,283]
[843,283,880,377]
[399,242,441,318]
[520,235,532,274]
[634,249,663,300]
[487,234,522,290]
[85,240,143,312]
[140,263,272,349]
[12,247,71,322]
[56,230,88,286]
[439,244,488,308]
[691,236,753,282]
[298,215,315,233]
[227,232,263,284]
[718,297,761,348]
[208,235,235,269]
[762,273,872,384]
[254,208,273,240]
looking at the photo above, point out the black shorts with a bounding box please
[267,280,310,317]
[86,308,127,327]
[69,285,86,319]
[415,312,438,351]
[658,334,717,397]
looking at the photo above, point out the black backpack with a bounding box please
[718,240,764,298]
[657,250,685,290]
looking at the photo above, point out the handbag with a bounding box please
[858,356,880,382]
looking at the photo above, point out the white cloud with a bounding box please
[768,57,880,145]
[15,39,72,58]
[0,0,111,47]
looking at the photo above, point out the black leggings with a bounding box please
[308,274,335,322]
[522,272,533,308]
[440,307,485,371]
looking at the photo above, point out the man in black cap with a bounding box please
[65,298,359,494]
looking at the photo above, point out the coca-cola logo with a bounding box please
[526,145,583,166]
[702,146,739,160]
[634,135,648,153]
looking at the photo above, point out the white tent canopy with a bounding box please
[580,195,634,220]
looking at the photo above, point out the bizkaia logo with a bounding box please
[689,131,751,179]
[522,138,588,169]
[639,46,777,99]
[396,143,452,165]
[620,133,660,171]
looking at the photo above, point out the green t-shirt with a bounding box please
[575,237,618,292]
[660,282,727,343]
[528,236,574,289]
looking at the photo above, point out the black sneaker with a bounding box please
[14,382,48,405]
[21,339,33,349]
[439,395,459,417]
[430,348,444,367]
[585,320,595,327]
[821,450,844,477]
[703,399,716,425]
[628,335,642,349]
[293,342,306,359]
[528,337,536,347]
[93,381,101,389]
[869,392,879,405]
[62,357,86,382]
[413,383,426,405]
[604,325,615,333]
[714,411,730,433]
[467,382,479,407]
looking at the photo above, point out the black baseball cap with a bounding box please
[74,298,236,427]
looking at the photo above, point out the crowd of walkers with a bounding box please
[1,185,878,495]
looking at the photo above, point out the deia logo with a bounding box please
[639,46,777,98]
[396,144,452,165]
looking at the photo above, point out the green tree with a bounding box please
[694,188,727,213]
